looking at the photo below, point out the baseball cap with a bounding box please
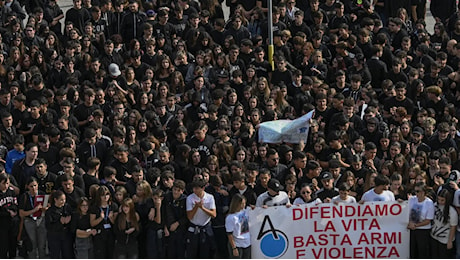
[108,63,121,77]
[267,179,283,192]
[217,70,229,78]
[413,126,424,136]
[321,171,333,181]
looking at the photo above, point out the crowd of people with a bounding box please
[0,0,459,258]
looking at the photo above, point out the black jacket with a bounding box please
[163,192,188,233]
[45,203,72,233]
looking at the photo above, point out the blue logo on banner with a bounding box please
[257,215,289,258]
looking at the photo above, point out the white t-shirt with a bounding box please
[186,192,216,226]
[292,197,322,205]
[451,189,460,232]
[408,196,435,230]
[331,195,357,204]
[361,189,395,202]
[255,191,289,207]
[225,209,251,248]
[430,203,458,244]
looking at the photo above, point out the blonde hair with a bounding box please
[136,180,152,201]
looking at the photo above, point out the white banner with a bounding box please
[249,202,410,259]
[258,110,313,144]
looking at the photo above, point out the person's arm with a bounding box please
[255,0,268,12]
[90,211,104,227]
[18,125,35,136]
[154,199,161,224]
[186,199,217,219]
[186,202,199,220]
[448,224,456,249]
[414,219,431,228]
[225,214,239,256]
[227,233,239,257]
[411,5,418,22]
[76,228,93,238]
[19,205,42,218]
[52,14,64,25]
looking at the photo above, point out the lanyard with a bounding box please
[29,194,34,209]
[29,194,37,218]
[101,206,109,221]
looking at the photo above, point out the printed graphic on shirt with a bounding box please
[410,203,422,223]
[431,206,449,240]
[239,212,249,234]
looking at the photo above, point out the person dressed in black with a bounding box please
[65,0,91,33]
[120,0,146,44]
[18,177,47,259]
[110,144,140,185]
[89,186,118,258]
[315,171,339,203]
[229,172,257,206]
[76,128,108,171]
[45,190,73,259]
[383,82,414,121]
[113,198,140,258]
[71,197,97,259]
[60,174,85,212]
[186,121,215,164]
[0,174,18,258]
[134,180,162,258]
[163,179,189,258]
[73,88,100,134]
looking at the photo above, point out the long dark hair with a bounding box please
[50,190,65,206]
[93,186,112,207]
[437,189,453,224]
[117,198,139,231]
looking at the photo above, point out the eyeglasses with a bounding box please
[302,191,311,195]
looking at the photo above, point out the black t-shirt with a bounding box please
[89,203,118,230]
[72,213,92,233]
[63,186,85,212]
[33,172,57,195]
[110,157,139,183]
[324,146,353,165]
[316,187,339,202]
[383,96,415,117]
[73,103,100,123]
[135,198,160,230]
[271,69,293,87]
[38,146,59,167]
[18,191,45,213]
[83,174,100,197]
[250,59,272,79]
